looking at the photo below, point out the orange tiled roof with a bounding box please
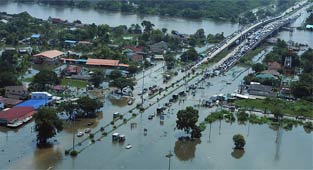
[34,50,64,59]
[86,58,119,66]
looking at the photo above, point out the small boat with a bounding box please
[76,132,84,137]
[84,128,91,133]
[125,144,132,149]
[226,82,232,85]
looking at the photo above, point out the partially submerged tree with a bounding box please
[109,77,135,93]
[176,106,201,138]
[77,96,103,118]
[90,70,104,88]
[232,134,246,149]
[34,107,63,146]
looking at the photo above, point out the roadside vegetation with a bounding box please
[234,98,313,118]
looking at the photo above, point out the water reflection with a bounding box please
[174,138,201,161]
[108,96,128,107]
[33,147,63,170]
[231,149,245,159]
[62,112,102,133]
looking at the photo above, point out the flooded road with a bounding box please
[2,64,312,169]
[0,2,312,169]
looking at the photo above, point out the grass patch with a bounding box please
[21,77,33,82]
[61,79,88,88]
[239,45,266,66]
[234,98,313,118]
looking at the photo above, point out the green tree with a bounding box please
[30,70,60,91]
[232,134,246,149]
[109,77,135,93]
[90,70,104,88]
[109,70,122,80]
[34,107,63,145]
[180,47,199,62]
[176,106,199,134]
[271,107,283,120]
[77,96,103,118]
[141,20,155,33]
[57,101,78,120]
[127,64,139,75]
[252,63,266,73]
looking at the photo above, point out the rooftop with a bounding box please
[86,58,119,67]
[34,50,64,59]
[0,106,35,122]
[267,61,282,70]
[0,96,23,106]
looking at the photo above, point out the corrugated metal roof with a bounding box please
[86,58,119,66]
[0,106,34,122]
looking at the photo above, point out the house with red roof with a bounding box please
[86,58,129,69]
[0,106,35,126]
[267,61,282,71]
[33,50,64,64]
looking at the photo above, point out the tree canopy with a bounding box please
[232,134,246,149]
[77,96,103,118]
[34,107,63,145]
[109,77,135,92]
[30,70,60,91]
[180,48,199,62]
[176,106,199,135]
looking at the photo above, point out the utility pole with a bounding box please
[141,59,145,106]
[165,150,173,170]
[72,115,75,152]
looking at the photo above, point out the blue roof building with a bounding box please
[15,99,52,110]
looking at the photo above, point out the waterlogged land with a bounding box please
[0,1,313,170]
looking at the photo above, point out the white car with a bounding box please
[77,132,84,137]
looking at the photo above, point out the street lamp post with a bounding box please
[141,60,145,106]
[165,150,173,170]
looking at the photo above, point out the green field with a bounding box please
[234,98,313,118]
[21,77,33,82]
[61,79,89,88]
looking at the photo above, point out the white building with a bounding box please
[31,92,52,100]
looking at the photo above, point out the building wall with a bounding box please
[5,86,28,99]
[31,93,52,100]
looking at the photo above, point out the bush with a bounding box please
[89,133,94,139]
[132,113,137,117]
[102,132,108,136]
[100,127,105,132]
[110,121,115,125]
[70,150,78,156]
[119,115,123,119]
[91,139,95,143]
[233,134,246,149]
[123,118,127,123]
[65,150,70,155]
